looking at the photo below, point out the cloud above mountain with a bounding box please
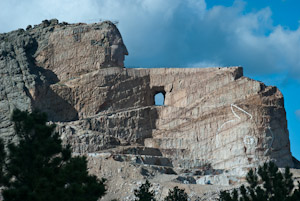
[1,0,300,78]
[296,110,300,119]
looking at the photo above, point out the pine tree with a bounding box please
[134,180,156,201]
[0,109,106,201]
[219,161,300,201]
[164,186,188,201]
[0,138,6,183]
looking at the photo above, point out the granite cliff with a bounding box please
[0,19,298,200]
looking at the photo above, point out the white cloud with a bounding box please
[295,110,300,120]
[188,60,223,68]
[1,0,300,79]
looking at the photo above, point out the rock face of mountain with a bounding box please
[0,19,127,142]
[0,20,297,200]
[56,67,294,171]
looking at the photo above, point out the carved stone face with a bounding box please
[35,21,129,81]
[111,42,128,67]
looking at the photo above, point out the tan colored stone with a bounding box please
[50,66,294,175]
[0,19,297,200]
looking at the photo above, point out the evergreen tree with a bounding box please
[134,180,156,201]
[0,109,106,201]
[164,186,188,201]
[0,138,6,183]
[219,161,300,201]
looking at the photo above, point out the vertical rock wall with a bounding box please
[0,19,128,142]
[54,67,294,173]
[145,68,293,172]
[0,20,295,175]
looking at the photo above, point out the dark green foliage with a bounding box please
[0,109,106,201]
[0,139,6,183]
[134,180,156,201]
[219,161,300,201]
[164,186,188,201]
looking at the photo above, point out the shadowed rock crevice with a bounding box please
[32,85,79,122]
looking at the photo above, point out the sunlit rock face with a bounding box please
[0,19,295,190]
[55,66,294,173]
[0,19,128,143]
[35,20,128,81]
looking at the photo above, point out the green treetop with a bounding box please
[0,109,106,201]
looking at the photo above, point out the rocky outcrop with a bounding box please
[55,67,294,174]
[0,19,128,143]
[0,19,297,200]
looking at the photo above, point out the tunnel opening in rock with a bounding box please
[154,92,165,106]
[151,86,166,106]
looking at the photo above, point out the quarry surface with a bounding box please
[1,19,299,200]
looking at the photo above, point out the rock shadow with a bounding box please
[25,38,78,122]
[32,85,78,122]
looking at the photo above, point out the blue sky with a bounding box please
[1,0,300,160]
